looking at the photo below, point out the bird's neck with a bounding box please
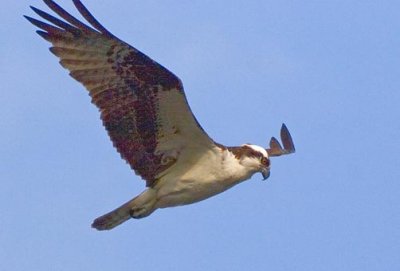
[216,145,258,182]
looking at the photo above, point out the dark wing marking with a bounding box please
[25,0,214,186]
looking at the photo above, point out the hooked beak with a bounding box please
[261,169,270,181]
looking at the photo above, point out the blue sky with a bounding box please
[1,0,400,270]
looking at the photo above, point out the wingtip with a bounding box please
[72,0,84,10]
[280,123,295,154]
[42,0,62,12]
[48,46,58,55]
[269,136,282,150]
[23,14,34,22]
[43,0,56,6]
[29,5,40,13]
[30,5,52,19]
[24,15,45,30]
[281,123,288,133]
[72,0,115,38]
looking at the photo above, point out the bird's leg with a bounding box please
[127,188,158,219]
[129,207,152,219]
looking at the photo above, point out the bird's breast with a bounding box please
[154,174,244,209]
[154,150,252,208]
[157,164,245,208]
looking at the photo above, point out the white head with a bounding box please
[227,124,296,180]
[234,144,271,180]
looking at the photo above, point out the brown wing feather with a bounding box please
[26,0,213,186]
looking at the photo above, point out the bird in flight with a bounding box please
[25,0,295,231]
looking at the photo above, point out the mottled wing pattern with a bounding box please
[25,0,215,186]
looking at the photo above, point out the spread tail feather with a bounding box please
[91,188,157,231]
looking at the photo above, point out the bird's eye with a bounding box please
[261,157,270,167]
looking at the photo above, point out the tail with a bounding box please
[91,189,157,231]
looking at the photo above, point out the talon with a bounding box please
[129,209,136,218]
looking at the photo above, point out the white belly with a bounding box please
[154,161,254,208]
[154,177,233,208]
[152,145,256,209]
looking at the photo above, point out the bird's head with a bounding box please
[235,124,296,181]
[238,144,271,180]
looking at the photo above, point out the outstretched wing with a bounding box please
[25,0,215,187]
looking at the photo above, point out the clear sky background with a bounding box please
[1,0,399,270]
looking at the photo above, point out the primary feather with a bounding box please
[26,0,214,187]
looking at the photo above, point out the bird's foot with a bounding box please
[129,207,151,219]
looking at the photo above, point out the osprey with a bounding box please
[25,0,295,231]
